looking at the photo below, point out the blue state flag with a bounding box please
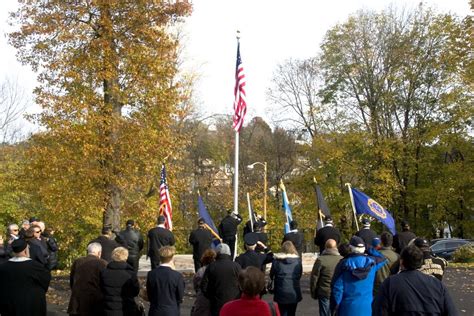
[351,188,396,235]
[198,196,221,243]
[280,181,293,234]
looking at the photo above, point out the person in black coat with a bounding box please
[355,218,377,248]
[235,233,273,272]
[100,247,140,316]
[147,215,176,269]
[147,246,185,316]
[373,245,457,316]
[117,219,144,272]
[201,243,242,316]
[90,227,121,263]
[283,220,305,256]
[393,220,417,254]
[189,218,213,272]
[25,226,50,268]
[43,227,59,270]
[0,239,51,316]
[218,210,243,259]
[314,216,341,254]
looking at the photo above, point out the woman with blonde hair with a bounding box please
[269,240,302,316]
[100,246,140,315]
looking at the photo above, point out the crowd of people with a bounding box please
[0,212,457,316]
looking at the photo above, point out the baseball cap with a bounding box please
[413,237,429,249]
[362,218,370,226]
[325,215,334,223]
[126,219,135,226]
[372,237,381,248]
[350,236,365,248]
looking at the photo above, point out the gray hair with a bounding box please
[215,243,231,256]
[87,242,102,255]
[8,224,19,233]
[350,245,365,254]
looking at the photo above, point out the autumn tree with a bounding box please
[8,0,193,258]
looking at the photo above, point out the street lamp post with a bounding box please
[247,161,267,230]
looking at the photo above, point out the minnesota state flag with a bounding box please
[351,188,396,235]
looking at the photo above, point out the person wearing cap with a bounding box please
[235,232,273,272]
[189,218,213,272]
[89,226,120,263]
[201,243,241,316]
[373,232,400,295]
[393,220,417,254]
[413,237,447,281]
[283,220,305,257]
[147,246,185,316]
[0,238,51,316]
[68,242,108,316]
[373,245,457,316]
[218,210,243,259]
[330,236,387,316]
[355,218,378,248]
[310,239,343,316]
[116,219,144,272]
[147,215,176,269]
[243,214,267,237]
[314,215,341,254]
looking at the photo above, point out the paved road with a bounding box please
[46,256,473,315]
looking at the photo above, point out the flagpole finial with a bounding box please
[236,30,240,40]
[197,189,201,196]
[313,177,318,184]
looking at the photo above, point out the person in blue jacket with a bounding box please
[330,236,386,316]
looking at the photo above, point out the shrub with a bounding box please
[452,243,474,263]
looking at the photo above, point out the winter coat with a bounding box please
[220,294,281,316]
[189,227,213,261]
[218,214,242,238]
[100,261,140,316]
[45,235,59,270]
[201,253,242,316]
[27,238,49,268]
[68,254,108,316]
[191,265,211,316]
[310,248,343,299]
[270,253,303,305]
[331,253,386,316]
[374,247,399,294]
[0,258,51,316]
[314,225,341,253]
[393,230,416,254]
[235,249,273,271]
[117,227,144,262]
[147,226,175,266]
[373,269,457,316]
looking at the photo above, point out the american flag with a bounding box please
[159,164,173,230]
[232,42,247,132]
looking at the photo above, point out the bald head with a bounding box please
[325,239,337,249]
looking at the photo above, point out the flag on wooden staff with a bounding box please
[159,164,173,230]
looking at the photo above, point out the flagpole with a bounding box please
[345,183,360,231]
[247,192,254,232]
[232,31,241,260]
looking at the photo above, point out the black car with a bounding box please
[430,239,472,260]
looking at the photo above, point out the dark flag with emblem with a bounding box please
[351,188,396,235]
[314,183,331,230]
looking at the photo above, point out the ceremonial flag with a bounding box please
[159,165,173,230]
[232,42,247,132]
[314,183,331,230]
[279,180,293,234]
[197,195,220,240]
[350,188,396,235]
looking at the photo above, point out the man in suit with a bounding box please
[283,220,305,256]
[68,242,108,316]
[314,216,341,254]
[393,220,416,254]
[189,218,213,272]
[0,239,51,316]
[218,210,242,259]
[147,246,185,316]
[235,232,273,272]
[147,215,176,269]
[117,219,144,272]
[89,226,120,263]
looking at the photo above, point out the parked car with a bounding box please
[430,239,472,260]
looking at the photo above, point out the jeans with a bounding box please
[318,297,330,316]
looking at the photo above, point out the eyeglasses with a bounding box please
[12,229,18,232]
[34,230,41,233]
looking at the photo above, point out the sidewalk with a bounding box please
[137,252,319,276]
